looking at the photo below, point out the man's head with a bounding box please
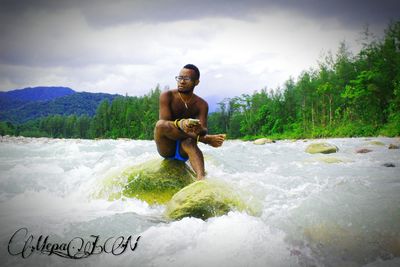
[176,64,200,93]
[183,64,200,80]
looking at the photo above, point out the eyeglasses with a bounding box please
[175,76,193,82]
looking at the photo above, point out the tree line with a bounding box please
[0,88,160,139]
[1,21,399,140]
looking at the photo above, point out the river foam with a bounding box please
[0,136,399,266]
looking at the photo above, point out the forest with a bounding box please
[1,21,399,140]
[0,88,160,139]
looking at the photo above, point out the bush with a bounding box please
[380,114,400,136]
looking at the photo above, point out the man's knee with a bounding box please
[155,120,166,129]
[155,120,171,134]
[181,137,197,150]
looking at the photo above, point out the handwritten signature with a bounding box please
[8,227,141,259]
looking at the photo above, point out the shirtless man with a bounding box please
[154,64,226,180]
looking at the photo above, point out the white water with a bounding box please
[0,136,399,267]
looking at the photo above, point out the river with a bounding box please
[0,136,399,266]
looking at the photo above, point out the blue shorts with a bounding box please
[166,140,188,162]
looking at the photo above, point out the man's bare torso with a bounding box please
[163,89,207,121]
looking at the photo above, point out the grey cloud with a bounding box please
[79,0,400,30]
[279,0,399,29]
[0,1,220,68]
[1,0,398,28]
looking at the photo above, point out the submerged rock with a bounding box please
[317,157,344,164]
[306,157,352,164]
[369,140,385,146]
[356,148,373,154]
[383,163,395,167]
[165,180,258,220]
[253,138,274,145]
[304,223,400,261]
[305,142,338,154]
[96,159,195,204]
[304,223,359,250]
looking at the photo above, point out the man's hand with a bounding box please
[180,119,203,136]
[203,134,226,147]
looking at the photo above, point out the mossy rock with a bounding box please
[95,159,195,205]
[368,140,385,146]
[305,142,338,154]
[165,180,258,220]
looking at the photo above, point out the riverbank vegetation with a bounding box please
[1,21,399,140]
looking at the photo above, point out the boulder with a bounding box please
[253,138,274,145]
[305,142,338,154]
[96,159,195,204]
[355,148,372,154]
[165,180,258,220]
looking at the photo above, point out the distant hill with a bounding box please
[0,86,75,111]
[0,86,75,102]
[0,86,121,124]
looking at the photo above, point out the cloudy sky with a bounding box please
[0,0,399,99]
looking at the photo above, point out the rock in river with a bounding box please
[305,142,338,154]
[368,140,385,146]
[316,157,345,164]
[383,163,395,167]
[253,138,274,145]
[356,148,372,154]
[165,180,258,220]
[388,144,399,149]
[95,158,195,205]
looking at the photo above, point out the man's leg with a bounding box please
[154,120,185,157]
[154,119,205,179]
[181,138,205,180]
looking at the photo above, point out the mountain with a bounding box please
[0,86,76,111]
[0,86,75,102]
[0,86,121,124]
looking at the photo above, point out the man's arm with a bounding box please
[196,100,214,144]
[159,91,172,120]
[196,99,225,147]
[195,99,208,137]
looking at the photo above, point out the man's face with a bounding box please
[176,68,199,93]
